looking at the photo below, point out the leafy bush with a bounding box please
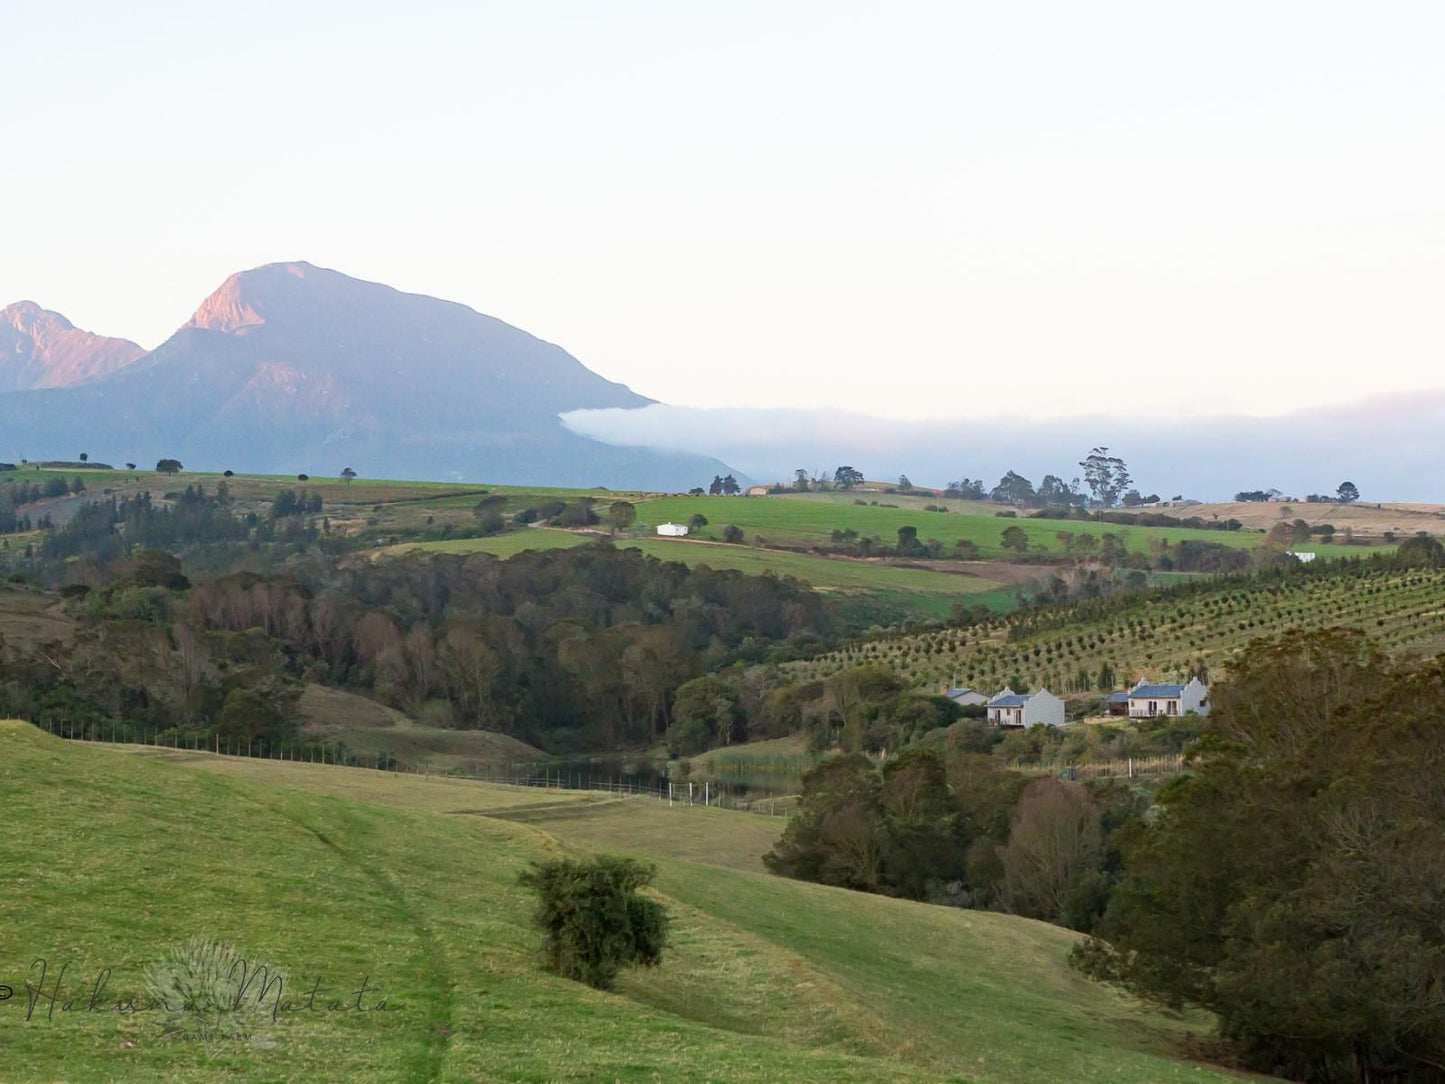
[517,856,668,989]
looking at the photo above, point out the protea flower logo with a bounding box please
[143,937,285,1054]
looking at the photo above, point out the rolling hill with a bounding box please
[0,719,1250,1082]
[0,263,736,489]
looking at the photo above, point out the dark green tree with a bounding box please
[607,500,637,532]
[1078,630,1445,1080]
[517,856,668,990]
[1336,480,1360,503]
[1001,525,1029,555]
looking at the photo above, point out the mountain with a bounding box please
[0,263,736,489]
[0,301,145,391]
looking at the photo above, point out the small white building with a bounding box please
[986,687,1065,728]
[656,522,689,537]
[1290,551,1316,563]
[942,687,989,707]
[1127,678,1209,719]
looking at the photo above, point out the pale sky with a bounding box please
[3,1,1441,420]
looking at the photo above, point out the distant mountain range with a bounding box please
[0,263,736,489]
[1,301,145,391]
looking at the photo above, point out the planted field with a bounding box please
[635,492,1265,560]
[1,721,1249,1082]
[800,565,1445,694]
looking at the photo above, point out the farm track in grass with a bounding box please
[4,722,1254,1083]
[801,565,1445,693]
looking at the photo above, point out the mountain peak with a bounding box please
[0,301,144,391]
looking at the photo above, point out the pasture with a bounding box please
[634,491,1266,560]
[0,720,1252,1083]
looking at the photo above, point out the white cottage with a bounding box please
[986,687,1065,728]
[1126,678,1209,718]
[656,522,689,537]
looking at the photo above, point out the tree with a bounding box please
[79,452,88,463]
[1037,475,1074,507]
[125,463,136,471]
[1001,525,1029,555]
[517,856,668,990]
[999,778,1103,927]
[898,474,913,490]
[607,500,637,532]
[472,495,506,536]
[687,513,708,531]
[222,469,233,477]
[989,471,1036,505]
[833,466,865,489]
[297,474,309,482]
[953,539,981,560]
[708,475,724,496]
[1336,480,1360,504]
[1078,447,1131,509]
[721,474,740,496]
[946,478,986,500]
[340,467,357,484]
[1078,630,1445,1081]
[792,469,810,492]
[722,524,744,544]
[156,459,183,475]
[896,525,923,556]
[688,487,705,496]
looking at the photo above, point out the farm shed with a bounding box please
[656,522,689,537]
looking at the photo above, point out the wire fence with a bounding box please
[1009,754,1187,780]
[29,718,801,816]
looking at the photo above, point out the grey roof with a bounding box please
[946,687,978,697]
[989,693,1030,708]
[1130,682,1187,698]
[1105,691,1131,703]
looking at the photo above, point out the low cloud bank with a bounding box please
[562,393,1445,502]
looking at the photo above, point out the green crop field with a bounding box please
[383,531,1018,616]
[0,721,1249,1083]
[799,564,1445,695]
[634,492,1267,560]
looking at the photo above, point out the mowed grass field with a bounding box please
[0,721,1252,1083]
[634,492,1266,560]
[383,530,1019,616]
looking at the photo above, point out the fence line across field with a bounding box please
[31,717,800,816]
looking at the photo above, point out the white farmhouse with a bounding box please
[986,687,1065,728]
[656,522,689,537]
[1126,678,1210,719]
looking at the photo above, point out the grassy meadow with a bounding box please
[0,720,1252,1083]
[633,491,1267,559]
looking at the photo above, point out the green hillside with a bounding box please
[386,530,1017,617]
[0,721,1248,1083]
[798,563,1445,693]
[634,491,1265,559]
